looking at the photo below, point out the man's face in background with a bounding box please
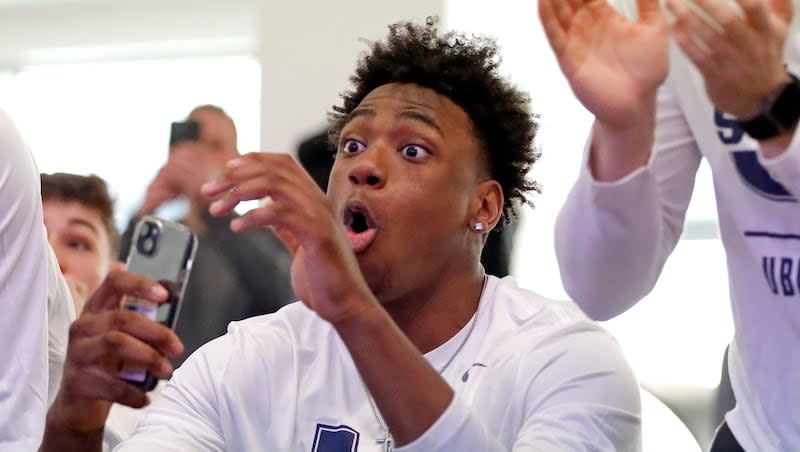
[44,199,112,314]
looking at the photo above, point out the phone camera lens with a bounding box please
[142,237,156,254]
[136,221,160,256]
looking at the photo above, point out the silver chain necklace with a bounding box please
[365,274,489,452]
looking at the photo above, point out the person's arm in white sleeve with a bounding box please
[113,335,229,452]
[0,110,50,450]
[538,0,705,319]
[555,81,702,319]
[396,324,641,451]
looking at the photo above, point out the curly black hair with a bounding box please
[329,17,541,226]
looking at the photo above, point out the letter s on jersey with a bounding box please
[715,110,796,203]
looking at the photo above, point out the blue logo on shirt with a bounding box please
[714,110,796,203]
[311,424,360,452]
[461,363,488,382]
[731,151,795,202]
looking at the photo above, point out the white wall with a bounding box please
[0,0,257,68]
[258,0,443,154]
[0,0,445,154]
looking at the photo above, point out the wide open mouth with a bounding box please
[343,201,377,253]
[346,210,370,233]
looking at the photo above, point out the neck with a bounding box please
[383,265,485,354]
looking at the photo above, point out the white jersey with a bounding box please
[116,276,641,451]
[555,3,800,450]
[0,110,49,450]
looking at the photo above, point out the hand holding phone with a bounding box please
[42,270,183,449]
[119,216,197,390]
[169,121,200,148]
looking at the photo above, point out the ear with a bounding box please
[469,180,503,233]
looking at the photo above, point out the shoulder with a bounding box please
[181,301,332,379]
[230,300,327,343]
[0,109,39,210]
[487,275,601,336]
[485,278,641,443]
[487,275,636,392]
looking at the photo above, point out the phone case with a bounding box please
[119,216,197,391]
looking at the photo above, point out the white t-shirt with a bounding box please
[555,3,800,450]
[46,243,76,407]
[103,381,166,451]
[0,110,49,450]
[116,276,641,451]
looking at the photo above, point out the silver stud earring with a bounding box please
[474,222,485,232]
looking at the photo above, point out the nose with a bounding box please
[347,148,387,189]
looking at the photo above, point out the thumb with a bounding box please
[272,225,301,257]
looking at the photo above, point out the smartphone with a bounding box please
[119,216,197,391]
[169,120,200,147]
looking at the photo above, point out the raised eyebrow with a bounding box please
[345,107,376,124]
[397,110,443,136]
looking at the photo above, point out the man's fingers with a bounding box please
[539,0,569,55]
[100,330,174,378]
[83,270,168,314]
[638,0,668,24]
[71,332,174,380]
[115,310,183,357]
[668,0,730,56]
[70,309,183,356]
[203,152,314,197]
[272,224,301,257]
[207,174,283,217]
[768,0,793,23]
[63,367,149,409]
[690,0,750,41]
[738,0,786,30]
[564,0,586,13]
[230,200,310,235]
[671,21,715,69]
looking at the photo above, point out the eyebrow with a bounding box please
[68,218,100,236]
[397,110,443,136]
[346,107,443,136]
[346,107,376,124]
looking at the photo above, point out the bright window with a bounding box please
[1,56,261,229]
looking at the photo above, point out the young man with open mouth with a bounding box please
[43,19,641,451]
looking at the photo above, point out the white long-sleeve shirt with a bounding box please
[555,4,800,450]
[46,243,76,408]
[0,110,49,450]
[116,276,641,451]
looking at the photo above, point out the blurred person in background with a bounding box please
[42,173,118,315]
[42,172,153,449]
[121,105,294,365]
